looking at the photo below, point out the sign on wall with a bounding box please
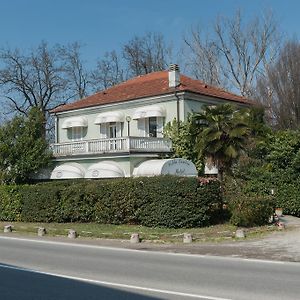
[133,158,198,177]
[161,158,197,176]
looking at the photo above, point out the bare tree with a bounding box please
[183,26,223,87]
[0,42,67,119]
[123,32,172,77]
[91,50,124,91]
[90,32,172,91]
[184,10,280,97]
[0,42,93,134]
[59,42,90,99]
[256,40,300,129]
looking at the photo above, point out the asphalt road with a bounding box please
[0,236,300,300]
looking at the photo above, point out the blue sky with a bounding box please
[0,0,299,67]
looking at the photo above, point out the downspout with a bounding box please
[54,114,58,143]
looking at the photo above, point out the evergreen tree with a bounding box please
[0,107,52,184]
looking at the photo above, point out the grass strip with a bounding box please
[0,221,277,243]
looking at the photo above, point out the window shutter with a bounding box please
[157,117,164,137]
[99,124,107,138]
[138,119,146,137]
[71,127,83,141]
[116,122,123,137]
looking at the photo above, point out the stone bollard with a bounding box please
[4,225,12,233]
[68,229,77,239]
[130,233,140,243]
[183,233,193,243]
[37,227,46,237]
[277,222,285,230]
[235,229,246,239]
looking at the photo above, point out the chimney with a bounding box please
[168,64,180,88]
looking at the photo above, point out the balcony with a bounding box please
[51,136,172,157]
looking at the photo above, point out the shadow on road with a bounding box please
[0,263,161,300]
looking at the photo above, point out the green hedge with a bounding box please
[228,194,274,227]
[274,181,300,217]
[19,181,67,222]
[228,168,300,218]
[224,176,275,227]
[0,185,22,221]
[0,176,222,228]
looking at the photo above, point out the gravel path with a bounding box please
[103,215,300,262]
[67,215,300,262]
[147,215,300,262]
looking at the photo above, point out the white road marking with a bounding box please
[0,235,287,265]
[0,263,233,300]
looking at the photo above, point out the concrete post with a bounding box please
[183,233,193,243]
[38,227,46,236]
[235,229,246,238]
[68,229,77,239]
[130,233,140,243]
[4,225,12,233]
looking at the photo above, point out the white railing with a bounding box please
[51,137,172,157]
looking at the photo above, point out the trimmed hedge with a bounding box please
[228,168,300,218]
[0,185,22,221]
[0,176,222,228]
[274,180,300,217]
[224,176,275,227]
[229,194,274,227]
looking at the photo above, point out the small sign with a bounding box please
[161,158,197,177]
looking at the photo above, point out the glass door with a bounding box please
[148,117,158,137]
[109,122,117,150]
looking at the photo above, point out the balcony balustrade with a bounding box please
[51,136,172,157]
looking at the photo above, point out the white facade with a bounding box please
[50,66,249,179]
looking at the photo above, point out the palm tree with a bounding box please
[192,103,251,182]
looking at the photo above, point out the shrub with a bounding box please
[229,194,274,227]
[60,181,99,222]
[224,175,275,227]
[135,177,221,228]
[93,178,141,225]
[229,195,274,227]
[275,181,300,217]
[19,182,65,222]
[0,176,222,228]
[0,185,22,221]
[230,167,300,219]
[93,176,222,228]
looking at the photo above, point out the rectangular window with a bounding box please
[148,117,158,137]
[109,122,117,138]
[137,118,164,137]
[138,119,146,137]
[99,124,107,139]
[71,127,83,141]
[108,122,117,150]
[99,122,123,138]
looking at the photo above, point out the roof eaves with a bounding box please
[50,90,184,114]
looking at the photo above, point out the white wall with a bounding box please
[54,92,244,143]
[56,96,180,143]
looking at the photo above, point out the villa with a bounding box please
[49,64,251,179]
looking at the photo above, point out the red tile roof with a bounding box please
[51,70,252,113]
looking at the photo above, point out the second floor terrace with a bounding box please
[51,136,172,157]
